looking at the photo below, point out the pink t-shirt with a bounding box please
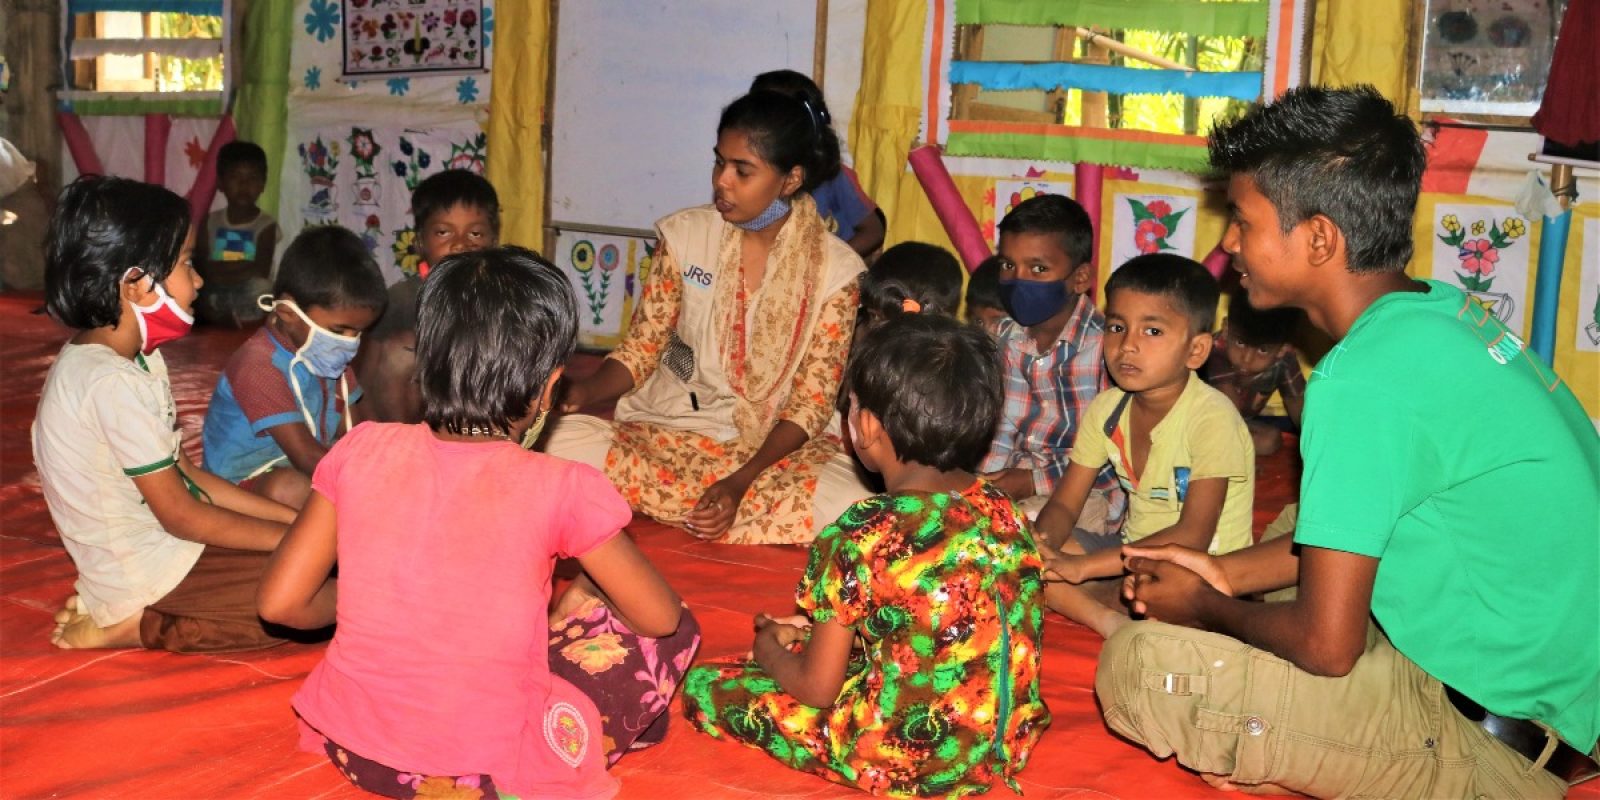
[293,423,629,799]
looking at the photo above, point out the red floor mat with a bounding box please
[2,292,1584,799]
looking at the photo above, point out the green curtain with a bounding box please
[232,0,295,219]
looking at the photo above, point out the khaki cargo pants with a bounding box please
[1096,621,1569,798]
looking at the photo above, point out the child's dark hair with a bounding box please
[718,90,841,193]
[1209,85,1425,273]
[411,169,501,234]
[273,226,388,313]
[217,140,268,178]
[997,194,1094,268]
[1225,290,1300,347]
[416,247,577,436]
[44,175,191,330]
[966,255,1004,311]
[1105,254,1219,335]
[862,242,964,319]
[846,315,1002,471]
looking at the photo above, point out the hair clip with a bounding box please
[901,298,923,313]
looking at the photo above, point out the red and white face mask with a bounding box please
[127,271,193,355]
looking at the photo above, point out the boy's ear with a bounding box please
[1186,330,1215,370]
[853,405,887,451]
[1067,261,1094,294]
[1303,213,1345,269]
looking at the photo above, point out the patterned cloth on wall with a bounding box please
[342,0,487,79]
[284,0,494,286]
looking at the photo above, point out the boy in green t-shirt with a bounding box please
[1032,253,1254,640]
[1100,85,1599,797]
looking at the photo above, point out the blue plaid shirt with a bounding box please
[981,295,1124,513]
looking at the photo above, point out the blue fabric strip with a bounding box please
[949,61,1262,102]
[68,0,222,14]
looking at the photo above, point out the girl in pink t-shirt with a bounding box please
[259,247,700,800]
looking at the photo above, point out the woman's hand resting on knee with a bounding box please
[684,475,752,539]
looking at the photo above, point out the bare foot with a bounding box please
[51,604,143,650]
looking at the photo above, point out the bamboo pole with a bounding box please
[1074,27,1193,72]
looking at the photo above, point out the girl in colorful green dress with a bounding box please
[684,314,1051,797]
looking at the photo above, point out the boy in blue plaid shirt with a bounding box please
[979,195,1123,547]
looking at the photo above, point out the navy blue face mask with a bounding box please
[998,279,1073,326]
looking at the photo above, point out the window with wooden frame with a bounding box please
[63,2,228,116]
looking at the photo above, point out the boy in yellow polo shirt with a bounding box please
[1033,253,1253,638]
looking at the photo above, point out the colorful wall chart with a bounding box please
[1578,218,1600,354]
[1430,203,1532,334]
[550,228,657,348]
[1108,192,1201,271]
[342,0,487,79]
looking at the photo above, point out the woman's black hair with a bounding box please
[44,175,192,330]
[862,241,964,320]
[749,69,831,125]
[416,246,578,436]
[717,90,841,193]
[846,314,1003,472]
[273,226,389,313]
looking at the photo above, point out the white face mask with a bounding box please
[258,295,357,441]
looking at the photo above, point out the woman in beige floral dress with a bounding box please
[545,90,869,545]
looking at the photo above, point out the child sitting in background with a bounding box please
[195,141,279,328]
[258,247,700,800]
[34,175,297,652]
[1033,253,1254,638]
[858,240,963,326]
[750,69,885,259]
[684,314,1050,798]
[1204,289,1306,455]
[353,169,499,423]
[202,226,387,509]
[979,194,1123,532]
[965,254,1007,334]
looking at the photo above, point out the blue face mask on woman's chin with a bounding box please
[998,279,1074,327]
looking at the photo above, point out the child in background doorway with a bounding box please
[684,314,1050,798]
[353,169,499,423]
[1204,289,1306,455]
[1033,254,1254,638]
[202,226,387,509]
[195,140,279,328]
[750,69,885,259]
[258,247,700,800]
[965,254,1007,335]
[34,175,297,652]
[979,194,1124,533]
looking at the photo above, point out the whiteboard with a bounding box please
[548,0,819,235]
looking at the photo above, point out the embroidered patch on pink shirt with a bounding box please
[544,702,589,768]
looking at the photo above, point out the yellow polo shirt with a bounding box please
[1069,372,1254,554]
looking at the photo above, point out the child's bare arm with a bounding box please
[257,491,339,628]
[252,226,277,281]
[754,616,853,708]
[265,421,331,475]
[1031,461,1100,543]
[1065,476,1229,582]
[1283,393,1305,427]
[179,452,298,524]
[576,534,682,638]
[134,465,288,552]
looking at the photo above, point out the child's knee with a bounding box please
[256,468,311,509]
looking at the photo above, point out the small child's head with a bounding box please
[1209,86,1425,308]
[1221,290,1301,376]
[268,226,388,356]
[1102,254,1219,394]
[965,255,1007,334]
[995,194,1095,328]
[714,90,841,225]
[45,175,197,334]
[217,141,269,212]
[416,247,577,438]
[860,241,964,325]
[411,169,500,271]
[844,314,1003,474]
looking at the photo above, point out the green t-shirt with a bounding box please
[1295,280,1599,751]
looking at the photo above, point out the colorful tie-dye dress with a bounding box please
[683,480,1051,797]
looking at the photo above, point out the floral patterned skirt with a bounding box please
[605,421,845,545]
[309,601,701,798]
